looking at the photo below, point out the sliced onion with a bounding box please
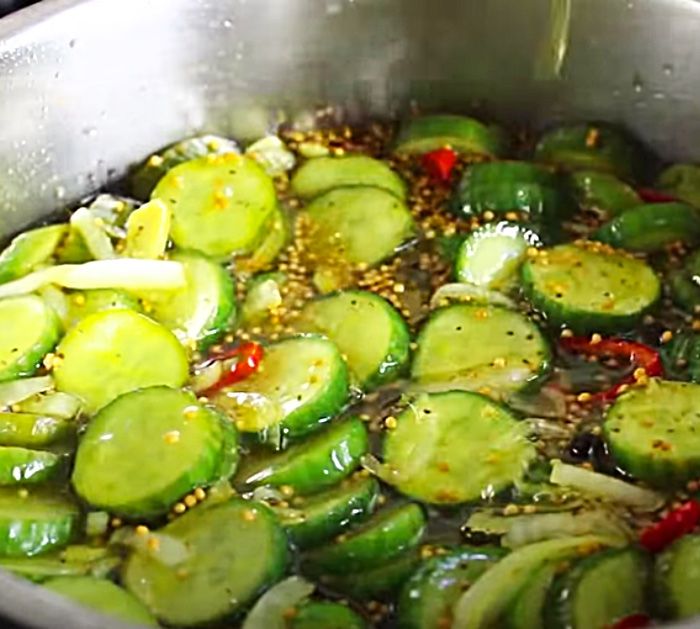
[523,417,571,439]
[70,207,116,260]
[246,136,296,177]
[243,278,283,322]
[0,375,53,408]
[550,459,663,512]
[360,453,401,485]
[190,361,224,394]
[242,576,314,629]
[0,259,186,298]
[506,385,568,419]
[85,511,110,537]
[18,391,82,419]
[429,283,516,310]
[110,527,189,567]
[38,285,70,325]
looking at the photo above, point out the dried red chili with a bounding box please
[608,613,652,629]
[637,187,678,204]
[639,499,700,553]
[202,342,264,394]
[560,336,663,402]
[421,147,458,183]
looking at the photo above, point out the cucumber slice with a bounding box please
[569,171,641,217]
[73,387,235,518]
[395,115,507,157]
[152,154,276,257]
[44,577,157,626]
[64,289,141,329]
[450,161,573,221]
[241,271,285,325]
[123,198,171,259]
[0,295,61,382]
[0,413,71,448]
[146,250,236,350]
[302,503,425,575]
[280,476,379,549]
[304,186,415,267]
[235,418,368,495]
[521,242,660,334]
[0,488,79,557]
[657,163,700,207]
[55,227,92,264]
[16,392,81,421]
[0,547,119,583]
[291,601,366,629]
[317,549,420,601]
[654,533,700,619]
[397,545,508,629]
[0,225,66,283]
[534,123,645,181]
[594,202,700,252]
[294,290,411,390]
[123,498,288,626]
[53,309,188,413]
[544,548,650,629]
[238,206,290,273]
[383,391,535,504]
[660,331,700,383]
[131,134,239,200]
[669,269,700,313]
[411,304,550,396]
[291,155,406,200]
[0,446,62,485]
[454,222,542,289]
[604,379,700,487]
[213,336,349,441]
[451,535,618,629]
[504,563,557,629]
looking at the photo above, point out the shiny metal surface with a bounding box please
[0,0,699,627]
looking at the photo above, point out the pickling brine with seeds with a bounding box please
[0,114,699,628]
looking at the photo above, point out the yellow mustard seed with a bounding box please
[135,525,149,536]
[184,495,197,508]
[661,330,674,344]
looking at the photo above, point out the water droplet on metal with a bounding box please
[69,39,77,48]
[222,18,233,28]
[663,63,674,76]
[632,73,644,93]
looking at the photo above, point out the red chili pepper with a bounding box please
[560,336,663,402]
[608,613,652,629]
[639,499,700,553]
[637,187,678,204]
[421,147,458,183]
[202,342,264,394]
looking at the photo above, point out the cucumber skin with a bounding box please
[594,202,700,252]
[301,503,426,575]
[543,548,650,629]
[656,163,700,207]
[397,545,508,629]
[0,447,63,485]
[235,418,369,496]
[291,601,367,629]
[653,534,700,620]
[669,270,700,313]
[568,171,640,217]
[0,413,71,449]
[0,225,67,284]
[282,476,380,549]
[520,246,661,334]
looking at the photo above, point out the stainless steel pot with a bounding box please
[0,0,699,627]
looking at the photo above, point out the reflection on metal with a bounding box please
[535,0,571,80]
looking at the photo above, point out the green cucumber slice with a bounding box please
[0,488,79,557]
[0,547,119,583]
[604,379,700,487]
[568,171,641,217]
[123,499,288,626]
[290,601,366,629]
[544,548,650,629]
[44,577,157,626]
[280,476,379,549]
[72,387,235,518]
[397,545,508,629]
[657,163,700,207]
[146,250,236,350]
[0,225,66,283]
[15,392,81,420]
[302,503,425,575]
[317,549,420,601]
[131,134,239,200]
[450,161,573,221]
[505,563,557,629]
[594,202,700,252]
[454,222,542,289]
[0,413,71,448]
[64,289,141,329]
[395,115,507,157]
[291,155,406,200]
[294,290,411,390]
[152,154,276,257]
[654,533,700,620]
[411,304,550,396]
[451,535,618,629]
[53,309,188,413]
[304,186,415,267]
[213,336,349,442]
[660,331,700,383]
[0,295,61,382]
[238,206,290,274]
[235,418,368,495]
[534,123,645,181]
[0,447,62,485]
[669,269,700,313]
[521,242,660,334]
[383,391,535,504]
